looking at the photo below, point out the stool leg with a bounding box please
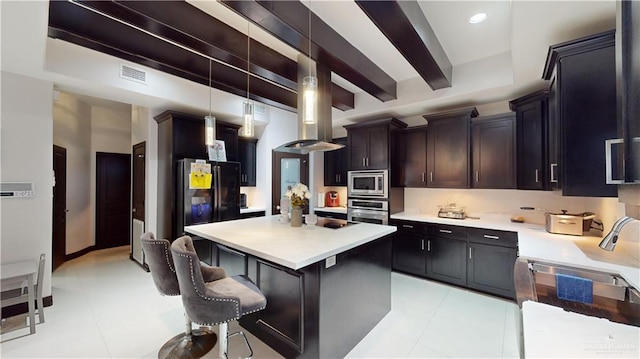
[219,322,228,359]
[27,276,35,334]
[36,287,44,324]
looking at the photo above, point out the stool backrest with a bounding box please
[140,232,180,296]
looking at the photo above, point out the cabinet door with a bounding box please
[216,244,248,276]
[239,138,257,186]
[472,117,515,189]
[392,233,426,276]
[403,129,428,187]
[324,137,347,186]
[426,236,467,286]
[517,100,547,190]
[348,128,369,170]
[216,123,239,162]
[467,242,517,299]
[192,237,213,265]
[366,126,389,169]
[548,76,560,189]
[427,118,470,188]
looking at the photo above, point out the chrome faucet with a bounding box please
[599,216,635,251]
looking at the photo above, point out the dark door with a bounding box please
[324,137,347,186]
[427,117,470,188]
[392,233,426,275]
[239,138,258,186]
[426,236,467,286]
[467,242,517,299]
[348,128,368,170]
[517,100,547,190]
[132,142,145,221]
[367,126,389,169]
[272,151,309,215]
[403,128,428,187]
[96,152,131,249]
[52,145,67,271]
[472,117,516,189]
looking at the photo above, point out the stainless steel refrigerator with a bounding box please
[175,158,241,238]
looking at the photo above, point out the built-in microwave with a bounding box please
[347,169,388,198]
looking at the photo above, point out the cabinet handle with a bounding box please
[427,240,431,252]
[483,234,499,240]
[362,158,366,167]
[605,138,624,184]
[402,224,414,229]
[439,229,452,234]
[430,172,434,182]
[535,169,539,183]
[366,157,369,167]
[421,239,425,251]
[475,171,479,183]
[550,163,558,183]
[469,247,472,259]
[422,172,425,182]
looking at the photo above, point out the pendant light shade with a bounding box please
[242,22,255,137]
[302,75,317,124]
[205,59,216,147]
[242,101,254,137]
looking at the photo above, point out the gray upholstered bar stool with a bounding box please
[171,235,267,359]
[140,232,217,359]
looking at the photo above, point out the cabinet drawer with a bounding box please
[390,220,427,234]
[428,224,467,240]
[467,227,518,248]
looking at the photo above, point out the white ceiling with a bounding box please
[1,0,618,129]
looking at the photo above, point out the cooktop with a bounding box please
[315,217,357,229]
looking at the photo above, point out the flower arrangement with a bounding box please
[285,182,310,208]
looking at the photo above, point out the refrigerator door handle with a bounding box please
[215,165,221,222]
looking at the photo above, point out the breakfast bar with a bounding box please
[186,216,396,359]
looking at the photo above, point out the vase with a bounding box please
[291,206,303,227]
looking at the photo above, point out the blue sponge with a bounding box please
[556,273,593,304]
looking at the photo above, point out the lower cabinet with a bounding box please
[391,219,518,299]
[215,244,248,277]
[192,236,213,265]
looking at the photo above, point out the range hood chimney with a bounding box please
[274,55,344,154]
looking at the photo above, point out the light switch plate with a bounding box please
[325,255,336,268]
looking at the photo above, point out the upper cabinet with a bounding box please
[324,137,348,186]
[239,138,258,187]
[509,90,549,190]
[345,118,406,171]
[543,30,618,197]
[471,115,516,189]
[424,107,478,188]
[401,126,428,187]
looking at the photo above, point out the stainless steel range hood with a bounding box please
[275,56,344,155]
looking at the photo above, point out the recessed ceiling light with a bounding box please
[469,13,487,24]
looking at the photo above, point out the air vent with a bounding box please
[120,64,147,84]
[254,103,267,116]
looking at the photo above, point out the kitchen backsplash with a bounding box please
[404,188,639,244]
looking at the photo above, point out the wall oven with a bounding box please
[347,199,388,225]
[347,170,388,198]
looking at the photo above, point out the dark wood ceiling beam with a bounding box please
[356,0,452,90]
[220,0,397,102]
[331,84,354,111]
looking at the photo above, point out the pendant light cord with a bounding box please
[247,22,250,100]
[308,0,312,78]
[208,59,212,117]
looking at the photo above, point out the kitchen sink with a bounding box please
[514,258,640,327]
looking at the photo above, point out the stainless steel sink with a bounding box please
[514,258,640,327]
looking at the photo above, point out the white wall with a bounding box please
[0,72,54,297]
[53,92,93,253]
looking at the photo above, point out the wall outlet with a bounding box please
[325,255,336,268]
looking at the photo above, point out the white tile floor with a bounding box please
[1,246,521,358]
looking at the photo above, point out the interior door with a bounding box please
[96,152,131,249]
[271,151,309,215]
[52,145,67,271]
[131,142,146,267]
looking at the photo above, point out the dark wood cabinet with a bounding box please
[154,110,241,240]
[424,107,478,188]
[466,228,517,299]
[239,138,258,186]
[401,126,428,187]
[391,220,427,275]
[215,243,248,276]
[323,137,348,186]
[345,118,406,171]
[425,224,467,286]
[509,90,550,190]
[192,236,213,265]
[471,115,516,189]
[543,30,618,197]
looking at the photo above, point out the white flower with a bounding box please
[285,182,310,207]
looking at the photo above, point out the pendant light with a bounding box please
[204,59,216,146]
[302,0,318,125]
[242,22,254,137]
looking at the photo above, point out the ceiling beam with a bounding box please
[48,1,355,112]
[331,84,355,111]
[219,0,398,102]
[356,0,452,90]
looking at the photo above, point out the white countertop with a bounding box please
[240,207,266,214]
[314,206,347,214]
[186,215,396,270]
[391,211,640,358]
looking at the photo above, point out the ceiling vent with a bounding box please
[120,64,147,84]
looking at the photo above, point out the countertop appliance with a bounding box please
[347,169,388,198]
[240,193,247,209]
[175,158,241,238]
[544,210,597,236]
[325,191,340,207]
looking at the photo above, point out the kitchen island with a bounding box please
[186,216,396,359]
